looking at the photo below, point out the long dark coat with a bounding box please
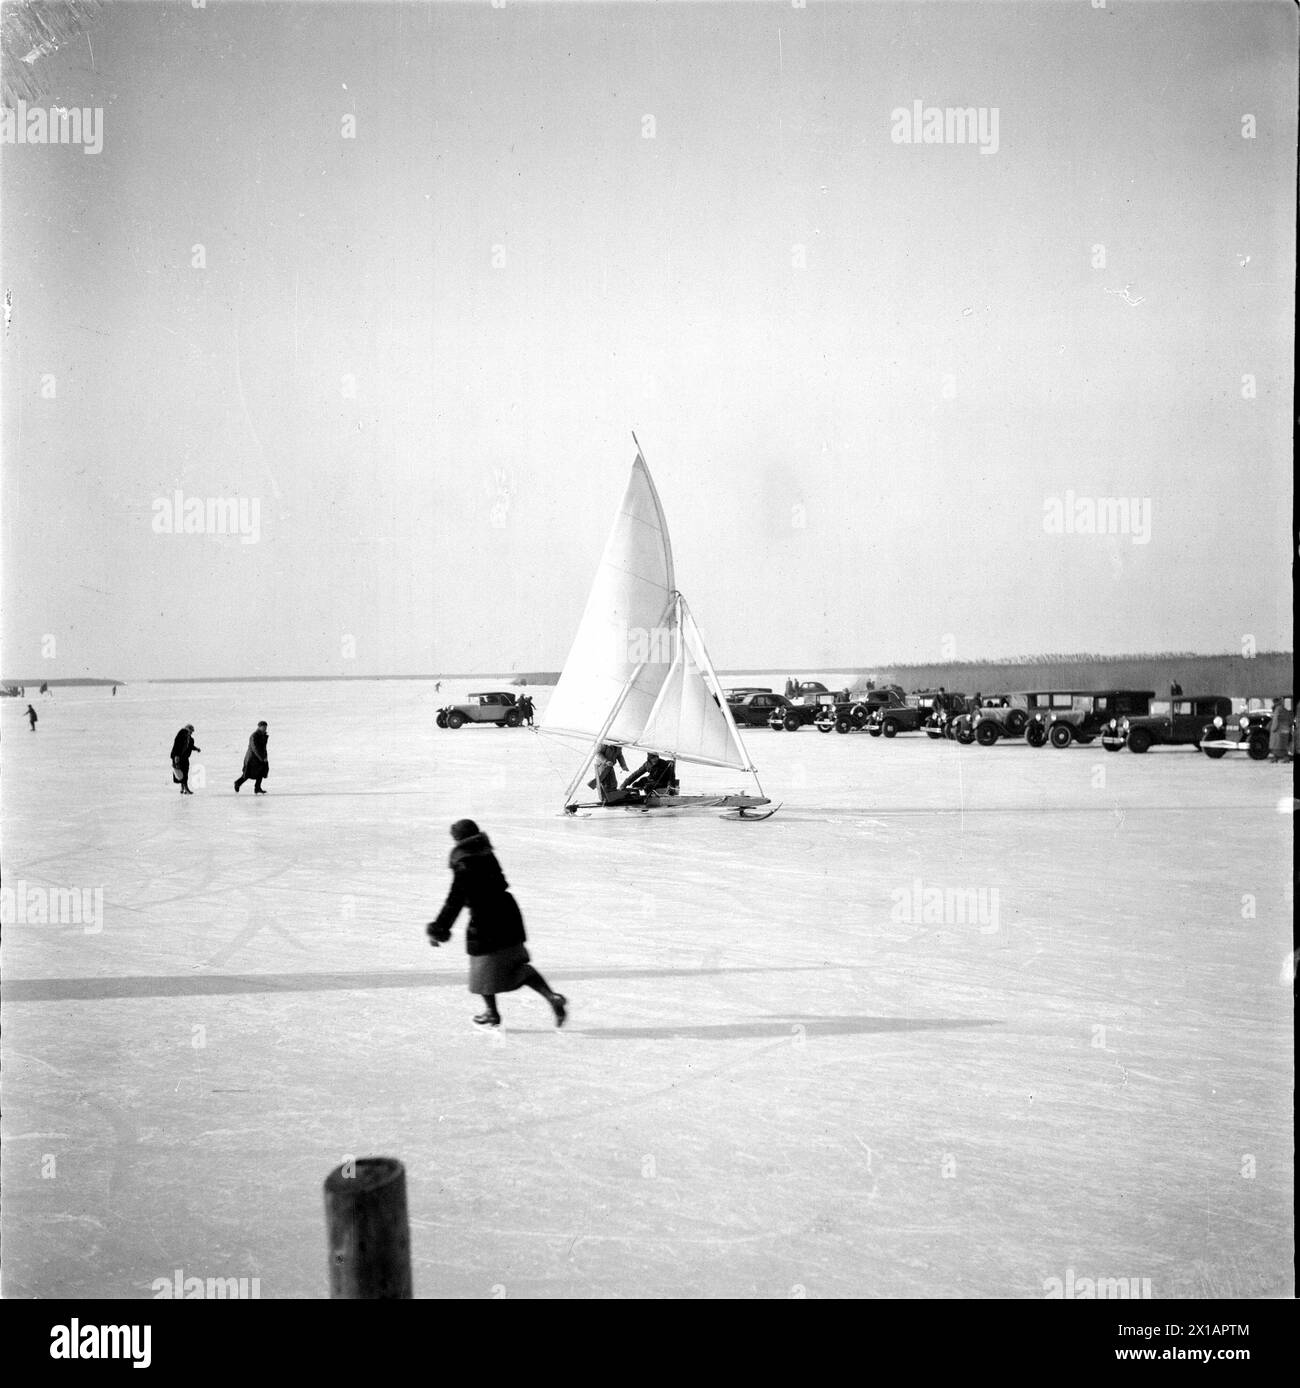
[427,832,526,956]
[242,728,269,778]
[1269,704,1293,757]
[171,728,197,762]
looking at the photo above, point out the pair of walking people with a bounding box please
[166,720,269,794]
[426,819,566,1029]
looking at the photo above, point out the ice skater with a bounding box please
[234,720,269,793]
[170,723,200,794]
[426,819,566,1028]
[25,703,37,731]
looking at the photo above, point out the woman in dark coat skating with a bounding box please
[426,820,566,1028]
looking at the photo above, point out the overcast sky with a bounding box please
[2,0,1294,680]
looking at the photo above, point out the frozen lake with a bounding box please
[2,679,1293,1298]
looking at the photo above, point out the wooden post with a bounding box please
[324,1156,413,1299]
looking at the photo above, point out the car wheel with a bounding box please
[956,727,976,745]
[1127,729,1152,754]
[1049,724,1073,748]
[1203,747,1227,760]
[504,708,522,727]
[817,721,834,734]
[435,712,448,729]
[835,717,852,734]
[446,711,466,729]
[867,725,882,737]
[1006,709,1028,736]
[882,718,898,738]
[1025,722,1047,747]
[1104,740,1122,752]
[1247,734,1269,761]
[783,713,801,732]
[976,722,998,747]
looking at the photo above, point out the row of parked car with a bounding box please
[724,685,1293,760]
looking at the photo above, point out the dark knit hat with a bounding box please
[450,819,480,841]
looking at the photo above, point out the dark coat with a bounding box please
[242,728,269,778]
[171,728,198,762]
[1269,704,1293,756]
[427,832,526,956]
[625,755,675,791]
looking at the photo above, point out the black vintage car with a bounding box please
[728,692,806,731]
[1200,696,1293,761]
[865,690,965,739]
[1022,689,1155,748]
[969,696,1032,747]
[1104,695,1233,753]
[827,686,908,735]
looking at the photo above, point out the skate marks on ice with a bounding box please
[5,962,831,1004]
[563,1014,999,1042]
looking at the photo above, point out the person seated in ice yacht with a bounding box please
[623,751,679,799]
[588,743,628,803]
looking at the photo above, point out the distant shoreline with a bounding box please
[5,650,1292,695]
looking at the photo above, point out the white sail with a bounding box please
[638,602,751,770]
[541,454,675,745]
[541,449,754,773]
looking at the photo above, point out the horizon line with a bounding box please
[5,649,1292,687]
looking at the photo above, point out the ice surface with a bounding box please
[2,680,1292,1298]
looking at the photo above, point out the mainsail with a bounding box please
[541,446,755,778]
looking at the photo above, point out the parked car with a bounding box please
[436,691,523,729]
[829,686,908,734]
[968,695,1032,747]
[919,692,971,739]
[1200,695,1293,761]
[725,687,772,699]
[948,696,1014,746]
[728,692,805,731]
[786,681,831,706]
[866,690,965,739]
[1022,689,1155,748]
[1103,695,1232,753]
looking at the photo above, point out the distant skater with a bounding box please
[39,681,50,695]
[112,685,117,697]
[234,720,270,793]
[426,819,566,1028]
[25,703,37,731]
[170,723,200,794]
